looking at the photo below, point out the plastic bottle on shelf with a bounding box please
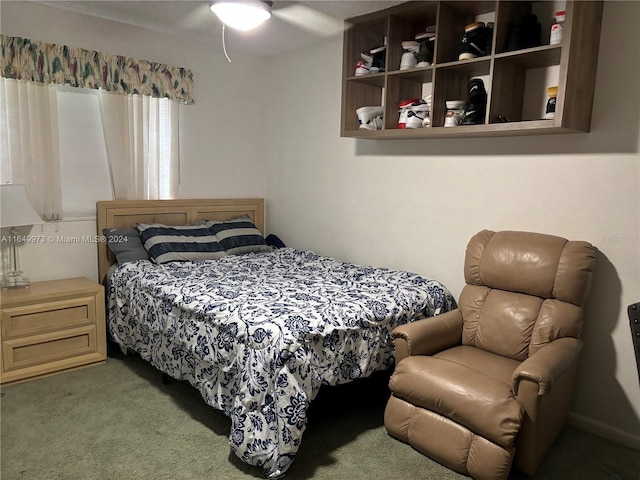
[550,11,565,45]
[545,86,558,119]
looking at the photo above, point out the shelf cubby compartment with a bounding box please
[436,1,497,64]
[342,78,385,133]
[385,68,433,130]
[387,2,438,73]
[343,18,388,76]
[490,45,562,124]
[432,58,491,127]
[495,1,562,55]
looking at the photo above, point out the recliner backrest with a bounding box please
[459,230,596,361]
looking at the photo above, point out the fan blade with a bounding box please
[273,4,347,37]
[179,2,217,30]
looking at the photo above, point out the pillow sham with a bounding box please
[103,228,150,264]
[137,223,226,264]
[205,216,272,255]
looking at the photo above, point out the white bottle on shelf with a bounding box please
[550,10,565,45]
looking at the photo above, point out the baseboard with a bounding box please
[568,412,640,451]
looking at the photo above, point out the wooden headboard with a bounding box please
[96,198,265,285]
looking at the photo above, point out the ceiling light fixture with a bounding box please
[210,0,272,31]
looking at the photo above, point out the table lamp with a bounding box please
[1,184,44,288]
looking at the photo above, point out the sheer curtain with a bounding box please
[98,90,179,200]
[0,78,62,220]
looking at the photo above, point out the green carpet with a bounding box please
[1,350,638,480]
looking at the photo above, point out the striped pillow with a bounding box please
[206,216,272,255]
[137,223,226,264]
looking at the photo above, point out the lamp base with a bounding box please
[1,270,31,289]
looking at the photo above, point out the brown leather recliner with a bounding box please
[384,230,596,479]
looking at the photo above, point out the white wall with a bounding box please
[1,0,638,452]
[264,2,640,448]
[0,1,269,282]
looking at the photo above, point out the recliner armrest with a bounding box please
[512,337,583,396]
[391,309,463,363]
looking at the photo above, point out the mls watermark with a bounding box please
[0,235,128,244]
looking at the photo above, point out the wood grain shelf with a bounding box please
[341,0,603,139]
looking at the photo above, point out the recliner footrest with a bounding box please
[385,395,516,480]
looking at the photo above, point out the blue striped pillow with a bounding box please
[136,223,226,264]
[205,216,272,255]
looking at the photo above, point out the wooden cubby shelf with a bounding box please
[340,0,603,139]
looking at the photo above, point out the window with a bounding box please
[56,86,112,217]
[1,34,190,218]
[1,82,180,219]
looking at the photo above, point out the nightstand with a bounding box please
[0,277,106,385]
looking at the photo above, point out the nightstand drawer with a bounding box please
[0,277,106,385]
[2,325,98,372]
[1,296,97,339]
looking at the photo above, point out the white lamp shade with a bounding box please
[0,184,44,227]
[210,1,272,31]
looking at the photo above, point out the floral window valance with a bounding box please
[0,35,194,104]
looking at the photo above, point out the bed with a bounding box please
[97,198,455,478]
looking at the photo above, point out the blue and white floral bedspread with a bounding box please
[107,248,455,477]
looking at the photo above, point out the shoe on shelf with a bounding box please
[355,45,386,76]
[505,13,541,51]
[356,106,384,130]
[462,78,487,125]
[362,45,387,71]
[419,24,437,38]
[399,51,418,70]
[406,103,430,129]
[355,60,371,76]
[458,22,490,60]
[397,98,423,128]
[415,30,436,66]
[444,100,466,127]
[360,116,383,130]
[399,41,420,70]
[401,40,420,49]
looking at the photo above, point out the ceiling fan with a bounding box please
[175,1,405,60]
[202,0,346,61]
[208,0,345,35]
[179,1,346,36]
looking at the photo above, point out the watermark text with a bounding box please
[0,235,128,244]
